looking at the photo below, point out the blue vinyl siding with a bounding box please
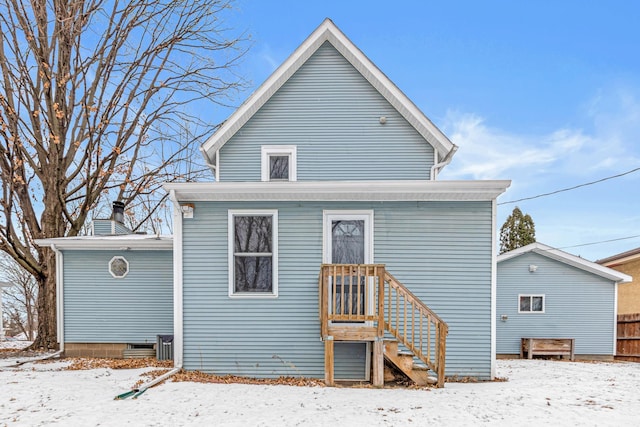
[496,252,616,355]
[219,42,435,182]
[63,250,173,343]
[181,200,493,379]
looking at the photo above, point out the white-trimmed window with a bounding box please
[228,210,278,297]
[109,256,129,278]
[519,294,544,313]
[261,146,297,181]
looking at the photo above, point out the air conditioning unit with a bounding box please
[156,335,174,360]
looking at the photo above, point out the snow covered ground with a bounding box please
[0,345,638,426]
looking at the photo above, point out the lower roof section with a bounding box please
[35,234,173,250]
[164,180,511,202]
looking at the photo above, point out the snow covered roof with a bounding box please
[200,18,457,167]
[498,242,632,283]
[35,234,173,250]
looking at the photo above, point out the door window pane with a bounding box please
[332,220,364,264]
[331,220,366,316]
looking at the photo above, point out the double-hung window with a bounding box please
[261,146,297,181]
[228,210,278,297]
[519,294,544,313]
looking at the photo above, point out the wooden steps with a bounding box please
[383,340,437,386]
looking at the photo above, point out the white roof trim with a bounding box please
[35,235,173,250]
[163,180,510,202]
[497,242,632,283]
[201,18,456,164]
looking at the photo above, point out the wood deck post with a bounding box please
[372,338,384,387]
[324,336,334,386]
[436,323,447,388]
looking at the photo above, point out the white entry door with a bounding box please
[323,211,373,380]
[323,211,373,317]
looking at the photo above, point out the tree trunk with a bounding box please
[30,250,57,350]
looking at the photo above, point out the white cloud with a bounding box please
[439,111,589,181]
[439,89,640,183]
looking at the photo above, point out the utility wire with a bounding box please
[556,234,640,250]
[498,166,640,205]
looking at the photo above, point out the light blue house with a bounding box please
[164,19,509,386]
[38,19,511,387]
[496,242,631,359]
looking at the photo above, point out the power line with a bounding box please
[498,166,640,205]
[555,234,640,250]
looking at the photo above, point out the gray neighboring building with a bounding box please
[497,242,631,359]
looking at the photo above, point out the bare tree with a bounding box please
[1,254,38,340]
[0,0,247,349]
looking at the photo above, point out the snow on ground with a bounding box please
[1,358,639,426]
[0,339,33,350]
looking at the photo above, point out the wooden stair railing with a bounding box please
[319,264,448,388]
[383,272,448,388]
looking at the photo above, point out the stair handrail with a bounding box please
[384,272,447,325]
[383,271,448,388]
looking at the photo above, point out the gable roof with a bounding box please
[200,18,457,166]
[497,242,632,283]
[596,247,640,267]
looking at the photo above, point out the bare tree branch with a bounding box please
[0,0,247,348]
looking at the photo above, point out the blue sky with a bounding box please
[214,0,640,261]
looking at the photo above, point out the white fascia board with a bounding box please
[498,242,632,283]
[34,236,173,251]
[163,180,511,202]
[200,18,456,164]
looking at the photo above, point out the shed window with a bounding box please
[519,295,544,313]
[228,210,278,297]
[109,256,129,278]
[261,146,296,181]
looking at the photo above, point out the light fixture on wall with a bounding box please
[379,116,387,124]
[501,314,508,321]
[529,264,538,272]
[181,203,195,219]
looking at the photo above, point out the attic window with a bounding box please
[261,146,297,181]
[109,256,129,278]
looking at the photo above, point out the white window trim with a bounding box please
[109,256,129,279]
[518,294,545,313]
[261,145,297,182]
[228,209,278,298]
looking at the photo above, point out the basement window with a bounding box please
[109,256,129,278]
